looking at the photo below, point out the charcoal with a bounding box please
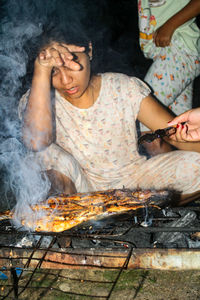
[117,227,151,248]
[186,237,200,248]
[153,209,197,248]
[71,237,119,248]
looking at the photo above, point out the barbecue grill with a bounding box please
[1,201,200,299]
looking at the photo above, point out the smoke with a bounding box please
[0,138,50,228]
[0,0,58,227]
[0,1,52,139]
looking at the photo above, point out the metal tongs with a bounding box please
[138,125,177,145]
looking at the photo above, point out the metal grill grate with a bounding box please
[0,231,134,299]
[1,205,200,299]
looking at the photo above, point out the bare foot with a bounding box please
[144,138,173,156]
[140,131,174,156]
[46,169,77,195]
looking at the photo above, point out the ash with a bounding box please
[14,235,58,249]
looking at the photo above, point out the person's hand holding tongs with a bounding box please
[138,125,177,145]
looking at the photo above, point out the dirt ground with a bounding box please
[1,268,200,299]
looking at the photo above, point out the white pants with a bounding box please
[36,143,200,195]
[35,143,91,193]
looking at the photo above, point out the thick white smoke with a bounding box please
[0,0,57,229]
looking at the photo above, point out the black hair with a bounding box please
[22,0,109,80]
[39,1,91,49]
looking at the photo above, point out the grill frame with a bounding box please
[1,204,200,299]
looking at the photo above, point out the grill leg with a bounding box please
[10,268,19,299]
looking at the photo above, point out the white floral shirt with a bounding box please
[53,73,150,189]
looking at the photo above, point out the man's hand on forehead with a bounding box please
[38,42,85,70]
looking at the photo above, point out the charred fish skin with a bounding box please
[113,188,170,202]
[146,190,172,207]
[49,188,170,206]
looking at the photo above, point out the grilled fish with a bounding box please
[0,188,170,232]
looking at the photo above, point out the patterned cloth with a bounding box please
[138,0,200,131]
[19,73,200,194]
[138,0,200,57]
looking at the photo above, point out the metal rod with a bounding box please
[11,268,19,300]
[17,236,57,298]
[107,247,133,299]
[1,248,200,270]
[0,225,200,238]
